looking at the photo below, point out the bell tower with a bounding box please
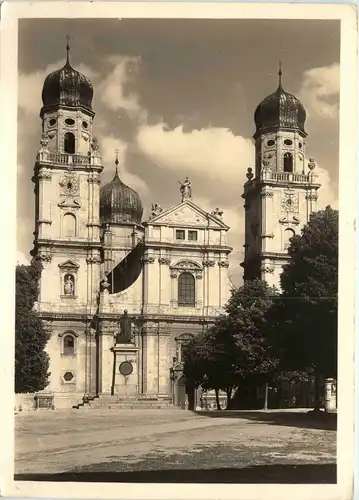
[31,39,103,399]
[241,66,321,288]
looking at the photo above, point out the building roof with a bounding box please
[254,68,306,138]
[40,40,94,117]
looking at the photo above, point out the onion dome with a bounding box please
[100,154,143,225]
[40,37,93,118]
[254,65,306,138]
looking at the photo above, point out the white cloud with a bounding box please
[136,123,254,183]
[299,63,340,120]
[314,165,338,210]
[98,134,149,197]
[98,56,147,122]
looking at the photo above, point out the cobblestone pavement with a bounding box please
[15,409,336,482]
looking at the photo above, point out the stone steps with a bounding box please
[73,394,174,410]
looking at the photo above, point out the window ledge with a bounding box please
[61,295,78,299]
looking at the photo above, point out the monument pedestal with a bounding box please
[111,343,140,397]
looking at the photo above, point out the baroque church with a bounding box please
[31,46,320,410]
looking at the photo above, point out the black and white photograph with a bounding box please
[0,2,356,499]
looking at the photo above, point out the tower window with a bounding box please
[283,152,293,173]
[284,228,295,250]
[49,118,57,127]
[64,132,75,154]
[82,121,88,129]
[65,118,75,126]
[266,139,275,147]
[299,142,303,149]
[63,334,75,355]
[284,139,293,146]
[62,213,77,238]
[178,272,195,307]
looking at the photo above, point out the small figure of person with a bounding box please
[179,177,192,201]
[64,275,74,295]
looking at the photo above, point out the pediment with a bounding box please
[58,260,80,271]
[148,201,228,229]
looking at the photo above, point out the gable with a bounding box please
[149,201,228,229]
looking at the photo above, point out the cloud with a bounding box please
[314,164,338,210]
[98,134,149,197]
[98,56,147,123]
[136,123,254,183]
[299,63,340,120]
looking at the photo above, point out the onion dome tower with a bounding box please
[253,63,307,177]
[40,36,95,155]
[100,153,143,225]
[241,63,320,287]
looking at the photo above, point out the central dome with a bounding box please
[254,72,306,138]
[100,169,143,225]
[40,44,94,118]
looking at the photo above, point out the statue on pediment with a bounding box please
[211,207,223,220]
[150,203,163,219]
[179,177,192,201]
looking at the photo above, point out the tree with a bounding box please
[184,279,279,409]
[267,206,338,409]
[15,259,50,393]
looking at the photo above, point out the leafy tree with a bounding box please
[15,259,50,393]
[267,206,338,409]
[184,279,279,408]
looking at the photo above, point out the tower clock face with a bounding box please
[60,172,80,196]
[281,191,299,213]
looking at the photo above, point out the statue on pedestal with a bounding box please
[115,310,134,344]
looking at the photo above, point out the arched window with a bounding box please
[63,334,75,355]
[64,132,75,154]
[62,213,76,238]
[283,228,295,250]
[178,272,195,307]
[283,152,293,173]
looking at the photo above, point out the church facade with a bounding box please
[30,46,322,410]
[31,46,232,409]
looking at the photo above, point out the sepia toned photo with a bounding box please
[0,2,356,500]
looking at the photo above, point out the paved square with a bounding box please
[15,409,336,483]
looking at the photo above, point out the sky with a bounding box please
[17,18,340,284]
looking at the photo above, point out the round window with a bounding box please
[63,371,74,382]
[267,140,275,147]
[49,118,57,127]
[82,121,88,129]
[119,361,133,376]
[284,139,293,146]
[299,142,303,149]
[65,118,75,126]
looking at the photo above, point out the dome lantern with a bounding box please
[253,65,307,139]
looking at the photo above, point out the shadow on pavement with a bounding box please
[15,463,336,483]
[194,410,337,431]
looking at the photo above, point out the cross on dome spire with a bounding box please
[66,34,71,64]
[114,149,120,177]
[278,60,283,88]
